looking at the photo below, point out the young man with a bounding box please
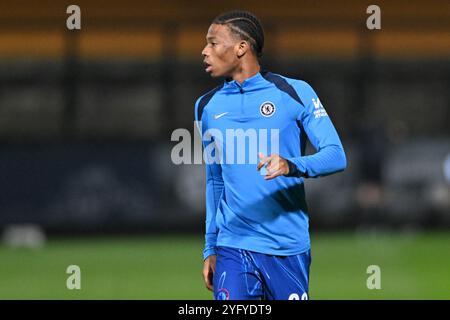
[194,10,346,300]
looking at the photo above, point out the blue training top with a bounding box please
[194,71,346,260]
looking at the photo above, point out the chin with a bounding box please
[208,67,230,79]
[209,70,221,78]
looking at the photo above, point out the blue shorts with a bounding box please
[213,246,311,300]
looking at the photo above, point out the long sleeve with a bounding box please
[203,155,224,259]
[286,81,347,178]
[195,99,224,260]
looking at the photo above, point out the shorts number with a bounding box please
[288,293,308,300]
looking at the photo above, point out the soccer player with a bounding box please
[194,10,347,300]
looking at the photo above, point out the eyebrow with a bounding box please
[206,36,217,41]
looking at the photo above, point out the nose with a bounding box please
[202,45,208,58]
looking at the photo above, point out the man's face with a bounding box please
[202,24,241,78]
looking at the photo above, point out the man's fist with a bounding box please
[203,255,216,291]
[257,152,290,180]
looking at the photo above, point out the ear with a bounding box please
[236,40,249,58]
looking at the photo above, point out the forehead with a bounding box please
[206,23,233,39]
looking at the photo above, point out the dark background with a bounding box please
[0,0,448,234]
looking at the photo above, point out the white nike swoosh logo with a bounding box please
[214,112,228,119]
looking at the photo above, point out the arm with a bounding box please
[194,100,224,260]
[286,81,347,178]
[203,155,223,259]
[202,157,223,292]
[195,99,224,291]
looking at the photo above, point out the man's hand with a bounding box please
[257,152,290,180]
[203,255,216,291]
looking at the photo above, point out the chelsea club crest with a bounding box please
[260,101,276,117]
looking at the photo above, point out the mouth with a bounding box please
[203,61,212,73]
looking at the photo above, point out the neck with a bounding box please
[230,62,261,84]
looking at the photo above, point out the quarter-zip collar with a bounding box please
[222,72,269,94]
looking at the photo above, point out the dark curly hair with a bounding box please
[212,10,264,58]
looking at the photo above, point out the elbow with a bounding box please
[336,146,347,172]
[305,144,347,178]
[327,144,347,174]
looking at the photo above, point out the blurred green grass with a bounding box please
[0,232,449,299]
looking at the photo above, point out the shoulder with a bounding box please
[269,73,321,105]
[269,73,315,95]
[194,84,224,121]
[290,79,316,98]
[262,72,315,107]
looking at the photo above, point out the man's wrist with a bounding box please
[203,247,217,260]
[284,159,306,178]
